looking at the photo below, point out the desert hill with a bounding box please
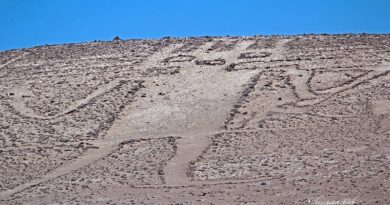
[0,34,389,204]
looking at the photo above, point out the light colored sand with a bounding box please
[1,35,390,204]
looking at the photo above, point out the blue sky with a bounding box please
[0,0,390,51]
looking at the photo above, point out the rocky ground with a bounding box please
[0,34,389,204]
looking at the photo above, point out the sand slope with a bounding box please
[0,35,389,204]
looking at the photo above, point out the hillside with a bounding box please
[0,34,389,204]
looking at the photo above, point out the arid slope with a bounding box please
[0,34,389,204]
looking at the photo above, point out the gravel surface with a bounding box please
[0,34,389,204]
